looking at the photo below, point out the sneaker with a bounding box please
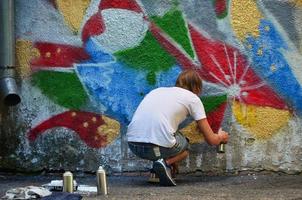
[148,172,160,183]
[153,159,176,186]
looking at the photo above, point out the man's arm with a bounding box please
[196,118,229,146]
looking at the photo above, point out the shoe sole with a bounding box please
[148,177,160,183]
[148,173,160,183]
[153,162,176,186]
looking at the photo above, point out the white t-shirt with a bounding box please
[127,87,206,148]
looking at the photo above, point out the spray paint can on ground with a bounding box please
[97,166,108,195]
[63,171,73,192]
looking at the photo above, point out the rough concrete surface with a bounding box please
[0,172,301,200]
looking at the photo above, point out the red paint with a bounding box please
[207,102,227,133]
[149,22,197,69]
[188,25,287,110]
[99,0,142,13]
[28,111,112,148]
[148,20,287,109]
[214,0,227,17]
[189,24,242,83]
[48,0,57,9]
[82,13,105,42]
[30,42,90,69]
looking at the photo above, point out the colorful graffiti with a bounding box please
[16,0,302,149]
[28,110,120,148]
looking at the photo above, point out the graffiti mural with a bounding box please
[13,0,302,171]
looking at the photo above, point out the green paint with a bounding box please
[31,71,88,109]
[115,31,176,72]
[147,71,156,85]
[172,0,179,7]
[201,95,227,113]
[217,10,228,19]
[151,8,195,59]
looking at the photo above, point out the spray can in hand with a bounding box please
[217,143,225,153]
[97,166,108,195]
[217,128,226,153]
[63,171,74,193]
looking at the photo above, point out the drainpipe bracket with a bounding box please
[0,65,20,106]
[0,65,17,78]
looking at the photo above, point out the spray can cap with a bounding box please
[98,166,104,171]
[64,171,73,176]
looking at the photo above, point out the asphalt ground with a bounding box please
[0,171,302,200]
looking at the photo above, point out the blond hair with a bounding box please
[175,69,202,95]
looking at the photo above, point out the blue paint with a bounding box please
[84,38,115,63]
[77,39,182,124]
[246,20,302,115]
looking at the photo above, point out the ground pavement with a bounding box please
[0,171,302,200]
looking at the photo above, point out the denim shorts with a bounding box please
[128,131,189,161]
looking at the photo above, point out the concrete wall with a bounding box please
[1,0,302,174]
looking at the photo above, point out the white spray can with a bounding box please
[217,128,226,153]
[97,166,108,195]
[63,171,73,192]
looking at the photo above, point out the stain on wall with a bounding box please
[2,0,301,173]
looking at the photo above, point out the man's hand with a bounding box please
[218,128,229,144]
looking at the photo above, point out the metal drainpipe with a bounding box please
[0,0,21,106]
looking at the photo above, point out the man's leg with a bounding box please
[166,150,189,166]
[166,150,189,176]
[150,150,188,183]
[153,159,177,186]
[153,132,189,186]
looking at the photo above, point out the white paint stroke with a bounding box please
[210,54,233,85]
[93,9,148,53]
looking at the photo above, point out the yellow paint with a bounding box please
[257,48,263,56]
[270,64,277,72]
[55,0,91,34]
[230,0,263,41]
[232,101,291,139]
[180,122,205,144]
[97,116,120,144]
[97,128,106,136]
[290,0,302,7]
[15,40,40,78]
